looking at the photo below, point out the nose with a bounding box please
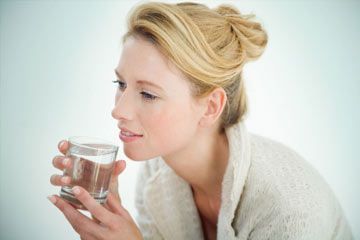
[111,91,134,120]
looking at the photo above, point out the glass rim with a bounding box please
[67,136,118,152]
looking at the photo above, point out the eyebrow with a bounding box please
[114,69,164,92]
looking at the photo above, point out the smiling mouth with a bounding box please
[119,131,143,143]
[120,130,143,137]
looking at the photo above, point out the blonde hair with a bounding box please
[122,1,268,131]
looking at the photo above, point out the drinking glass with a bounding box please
[59,136,119,209]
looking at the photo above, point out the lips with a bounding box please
[119,130,143,143]
[119,127,143,137]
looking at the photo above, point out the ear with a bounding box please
[198,87,227,128]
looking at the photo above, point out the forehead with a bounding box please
[116,36,192,96]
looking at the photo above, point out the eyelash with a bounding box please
[112,80,158,101]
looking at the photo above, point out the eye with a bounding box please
[112,80,126,90]
[140,91,157,101]
[112,80,158,102]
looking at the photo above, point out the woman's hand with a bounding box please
[49,140,142,239]
[48,187,143,240]
[50,140,125,209]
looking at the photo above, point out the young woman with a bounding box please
[49,2,353,239]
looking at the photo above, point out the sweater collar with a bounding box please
[143,121,251,239]
[217,121,251,238]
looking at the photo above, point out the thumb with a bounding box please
[112,160,126,177]
[109,160,126,196]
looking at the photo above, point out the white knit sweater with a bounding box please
[134,121,353,239]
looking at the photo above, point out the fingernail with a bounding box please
[63,157,69,165]
[59,140,66,149]
[61,176,70,184]
[47,195,57,204]
[72,186,81,195]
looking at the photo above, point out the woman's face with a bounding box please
[111,36,205,161]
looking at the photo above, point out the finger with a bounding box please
[91,214,101,224]
[109,160,126,190]
[48,195,101,237]
[50,174,71,186]
[106,193,135,224]
[72,186,116,227]
[105,192,128,217]
[100,193,120,215]
[52,155,71,170]
[108,161,126,198]
[113,160,126,177]
[58,140,69,155]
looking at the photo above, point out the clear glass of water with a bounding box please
[59,136,119,209]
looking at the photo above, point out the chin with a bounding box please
[123,147,158,161]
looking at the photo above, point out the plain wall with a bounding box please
[1,0,359,239]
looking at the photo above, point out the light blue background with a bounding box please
[1,0,359,239]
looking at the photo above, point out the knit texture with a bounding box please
[134,121,353,239]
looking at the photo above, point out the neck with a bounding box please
[162,126,229,198]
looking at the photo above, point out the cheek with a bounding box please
[143,102,198,150]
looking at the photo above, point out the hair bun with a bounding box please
[215,5,240,15]
[215,4,268,62]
